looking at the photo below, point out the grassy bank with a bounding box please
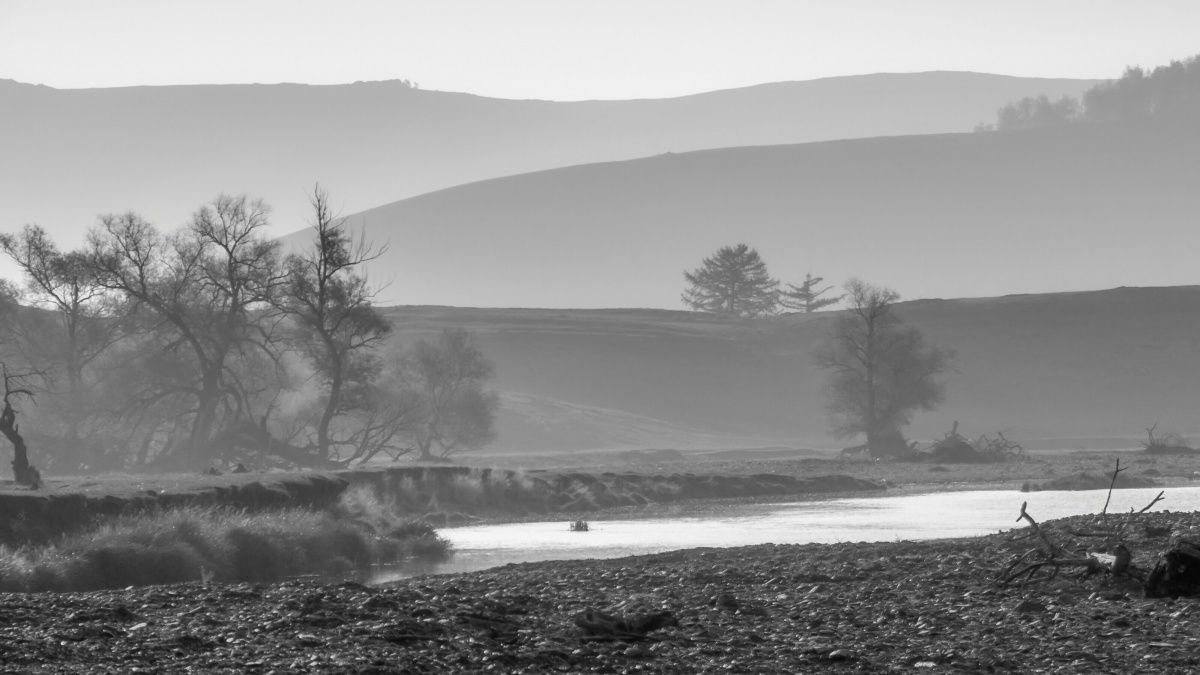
[0,488,448,593]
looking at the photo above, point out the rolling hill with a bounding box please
[1,71,1094,260]
[381,286,1200,454]
[292,119,1200,308]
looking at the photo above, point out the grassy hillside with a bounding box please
[306,120,1200,308]
[1,71,1093,271]
[381,286,1200,454]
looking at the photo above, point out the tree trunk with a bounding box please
[316,359,343,460]
[0,401,41,488]
[417,439,438,462]
[188,369,223,469]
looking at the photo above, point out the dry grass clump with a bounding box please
[336,486,450,559]
[0,494,449,592]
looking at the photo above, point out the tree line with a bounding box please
[0,187,498,484]
[977,54,1200,132]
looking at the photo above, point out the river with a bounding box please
[369,485,1194,583]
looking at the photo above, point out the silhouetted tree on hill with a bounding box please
[780,273,841,313]
[982,54,1200,131]
[1084,57,1200,122]
[994,94,1082,131]
[682,244,779,318]
[815,279,954,457]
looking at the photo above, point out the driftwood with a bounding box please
[999,490,1163,586]
[1142,423,1197,455]
[1014,501,1065,557]
[1070,459,1164,542]
[1099,458,1126,527]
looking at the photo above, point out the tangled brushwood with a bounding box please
[998,458,1200,598]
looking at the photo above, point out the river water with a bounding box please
[370,485,1196,584]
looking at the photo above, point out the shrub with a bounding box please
[0,499,449,593]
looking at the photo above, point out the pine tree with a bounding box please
[681,244,779,318]
[779,273,842,313]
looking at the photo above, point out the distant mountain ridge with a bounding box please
[1,71,1095,267]
[381,285,1200,454]
[297,118,1200,308]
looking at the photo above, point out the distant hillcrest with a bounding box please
[286,118,1200,308]
[2,71,1094,253]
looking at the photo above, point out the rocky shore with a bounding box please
[4,510,1199,673]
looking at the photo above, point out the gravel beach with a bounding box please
[3,509,1198,674]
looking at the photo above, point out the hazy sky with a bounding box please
[3,0,1198,100]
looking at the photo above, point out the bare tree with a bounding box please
[87,196,283,469]
[0,225,125,471]
[337,360,427,465]
[405,329,499,460]
[682,244,779,318]
[779,273,842,313]
[279,185,392,463]
[814,279,954,457]
[0,280,20,360]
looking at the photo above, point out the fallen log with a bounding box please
[1001,554,1109,585]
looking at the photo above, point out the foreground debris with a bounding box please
[5,511,1200,673]
[1000,459,1175,590]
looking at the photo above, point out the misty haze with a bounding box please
[2,4,1200,673]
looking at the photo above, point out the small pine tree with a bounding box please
[682,244,779,318]
[779,273,842,313]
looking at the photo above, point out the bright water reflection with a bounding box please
[372,485,1200,584]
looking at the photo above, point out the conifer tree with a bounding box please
[681,244,779,318]
[780,273,842,313]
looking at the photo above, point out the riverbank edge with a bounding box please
[0,467,885,546]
